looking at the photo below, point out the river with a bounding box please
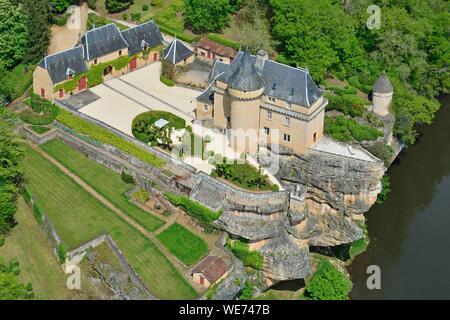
[349,95,450,299]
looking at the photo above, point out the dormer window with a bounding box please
[272,83,277,91]
[290,88,295,97]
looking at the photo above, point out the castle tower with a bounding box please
[373,73,393,116]
[227,52,265,154]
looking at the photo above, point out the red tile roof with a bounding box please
[192,256,228,284]
[196,38,237,58]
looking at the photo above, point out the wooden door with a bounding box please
[78,77,87,90]
[129,58,137,70]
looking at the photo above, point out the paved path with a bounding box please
[24,140,195,286]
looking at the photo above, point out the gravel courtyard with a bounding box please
[79,62,200,136]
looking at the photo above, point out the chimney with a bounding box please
[255,49,268,71]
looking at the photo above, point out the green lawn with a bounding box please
[157,223,208,267]
[20,144,196,299]
[41,139,164,232]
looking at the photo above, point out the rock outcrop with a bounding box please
[211,259,247,300]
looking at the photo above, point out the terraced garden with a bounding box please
[41,139,164,232]
[20,143,196,299]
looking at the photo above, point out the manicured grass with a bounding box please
[0,198,93,299]
[157,223,208,267]
[41,139,164,232]
[132,110,185,143]
[56,108,166,167]
[20,144,196,299]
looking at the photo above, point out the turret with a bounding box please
[372,73,393,116]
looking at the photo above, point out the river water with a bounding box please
[349,95,450,299]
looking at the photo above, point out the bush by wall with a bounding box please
[121,171,135,184]
[57,243,67,264]
[19,94,59,125]
[227,238,263,270]
[160,74,174,87]
[324,116,383,142]
[56,109,166,167]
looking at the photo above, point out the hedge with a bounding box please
[54,56,133,93]
[164,192,221,231]
[56,109,166,167]
[207,33,240,50]
[22,186,31,204]
[155,22,199,43]
[57,243,67,264]
[160,74,174,87]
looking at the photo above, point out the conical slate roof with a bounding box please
[373,74,393,94]
[227,52,265,92]
[163,39,194,65]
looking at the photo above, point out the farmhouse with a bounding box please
[195,38,237,65]
[33,21,163,100]
[191,256,228,288]
[196,50,328,155]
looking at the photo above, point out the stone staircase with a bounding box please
[190,177,227,210]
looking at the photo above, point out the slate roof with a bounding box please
[213,52,323,107]
[121,20,164,56]
[192,256,228,284]
[81,24,129,61]
[197,86,214,104]
[373,74,393,94]
[163,39,194,64]
[38,46,88,84]
[226,52,265,91]
[197,38,237,58]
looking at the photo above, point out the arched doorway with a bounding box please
[103,65,113,76]
[129,57,137,71]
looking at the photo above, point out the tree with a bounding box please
[0,108,23,236]
[304,260,352,300]
[0,258,34,300]
[50,0,71,14]
[0,0,29,69]
[185,0,231,33]
[237,11,273,54]
[22,0,51,64]
[105,0,133,14]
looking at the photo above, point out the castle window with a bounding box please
[94,59,98,65]
[287,102,292,109]
[283,134,291,143]
[119,50,122,56]
[285,116,291,126]
[290,88,295,96]
[267,110,272,119]
[313,132,317,142]
[264,127,270,135]
[204,104,208,111]
[227,116,231,123]
[268,97,276,103]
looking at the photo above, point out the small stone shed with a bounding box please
[192,256,228,288]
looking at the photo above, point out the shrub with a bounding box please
[304,260,352,300]
[122,13,128,20]
[239,280,254,300]
[133,188,149,203]
[56,109,166,167]
[105,0,133,13]
[160,73,174,87]
[151,0,164,6]
[32,202,42,223]
[30,126,51,135]
[53,13,71,26]
[367,142,394,167]
[121,171,134,184]
[325,93,366,117]
[131,12,141,22]
[57,243,67,264]
[142,4,149,11]
[376,175,391,204]
[227,238,263,270]
[271,184,280,192]
[132,110,186,143]
[23,186,31,204]
[19,94,59,125]
[324,116,383,142]
[87,0,97,10]
[0,235,5,248]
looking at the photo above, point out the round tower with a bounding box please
[227,52,265,154]
[373,73,393,116]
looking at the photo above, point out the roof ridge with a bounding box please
[43,45,83,60]
[85,22,117,34]
[121,20,155,33]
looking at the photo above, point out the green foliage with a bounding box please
[376,175,391,204]
[121,171,134,184]
[239,280,254,300]
[131,11,141,22]
[50,0,71,14]
[19,94,59,125]
[122,13,128,20]
[0,0,29,68]
[349,223,369,261]
[211,160,272,191]
[142,4,149,11]
[185,0,231,33]
[304,260,352,300]
[207,33,239,50]
[52,13,71,26]
[325,92,367,117]
[324,116,383,143]
[156,223,208,266]
[30,126,51,135]
[87,0,97,10]
[0,235,4,248]
[0,64,34,104]
[56,243,66,264]
[164,192,221,232]
[132,188,149,203]
[160,73,174,87]
[56,108,166,167]
[0,109,23,236]
[32,202,42,223]
[0,258,34,300]
[367,142,394,167]
[22,186,31,204]
[132,110,186,144]
[87,13,128,31]
[54,55,132,93]
[271,184,279,192]
[105,0,133,13]
[151,0,163,7]
[22,0,51,64]
[227,238,263,270]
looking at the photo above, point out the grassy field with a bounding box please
[20,144,196,299]
[0,198,98,299]
[41,139,164,232]
[157,223,208,267]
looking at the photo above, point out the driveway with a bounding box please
[78,62,200,136]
